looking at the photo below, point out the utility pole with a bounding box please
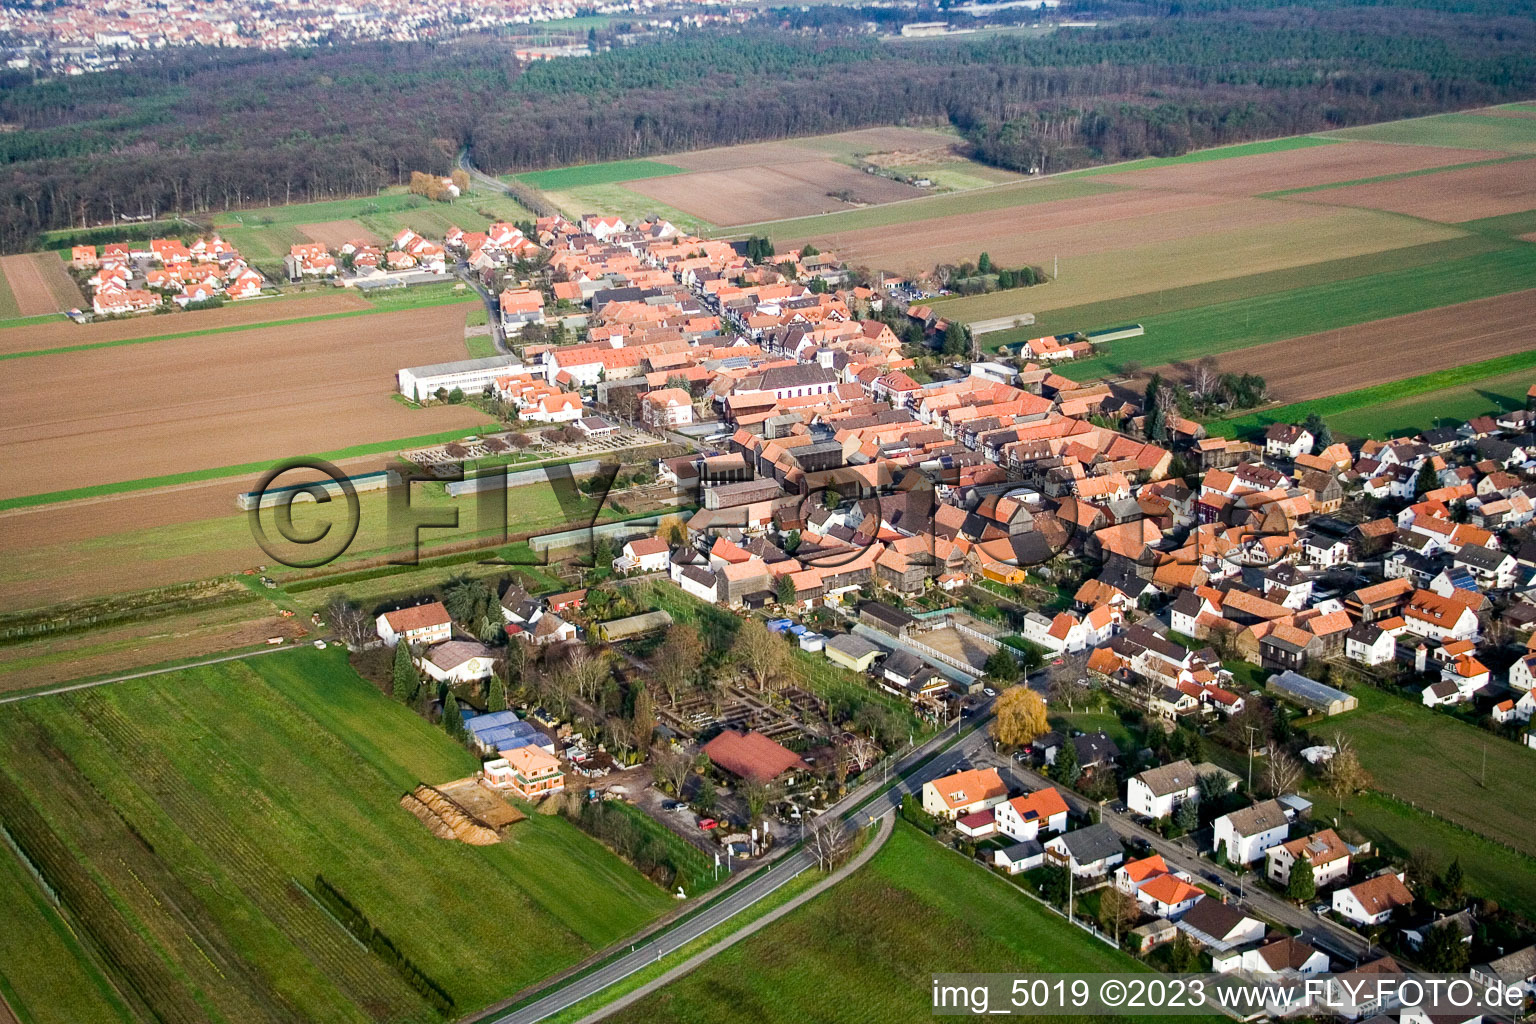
[1053,254,1058,280]
[1245,724,1258,795]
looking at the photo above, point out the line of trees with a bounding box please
[3,4,1536,251]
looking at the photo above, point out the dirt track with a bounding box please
[1096,140,1503,195]
[0,304,485,498]
[0,290,373,355]
[1288,157,1536,223]
[1170,288,1536,403]
[0,253,85,316]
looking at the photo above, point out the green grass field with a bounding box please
[731,178,1122,240]
[1054,243,1536,380]
[215,188,534,266]
[1322,110,1536,154]
[515,159,686,190]
[980,233,1508,350]
[0,648,670,1024]
[609,821,1218,1024]
[1338,792,1536,921]
[1318,687,1536,856]
[1207,348,1536,439]
[1062,134,1340,178]
[538,181,716,235]
[0,839,138,1024]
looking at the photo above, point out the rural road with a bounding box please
[484,709,998,1024]
[572,812,896,1024]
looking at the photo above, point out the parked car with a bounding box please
[983,687,997,698]
[697,818,718,831]
[1311,903,1330,917]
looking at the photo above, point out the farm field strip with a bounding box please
[1321,110,1536,153]
[1277,155,1536,223]
[0,253,84,316]
[628,160,927,226]
[934,208,1464,324]
[0,261,19,318]
[1089,139,1503,195]
[1058,134,1341,177]
[514,158,687,189]
[728,177,1121,240]
[773,189,1341,277]
[0,304,489,499]
[297,219,380,246]
[1206,348,1536,439]
[1259,152,1534,198]
[1046,242,1536,381]
[1180,288,1536,404]
[0,649,671,1024]
[978,233,1510,349]
[0,291,373,355]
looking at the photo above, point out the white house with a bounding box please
[1509,652,1536,695]
[1345,620,1400,667]
[994,840,1045,875]
[417,640,497,683]
[921,768,1007,820]
[1332,872,1413,926]
[994,788,1069,843]
[1212,798,1291,865]
[1178,897,1267,952]
[377,601,453,647]
[1265,424,1314,459]
[1127,759,1200,819]
[1136,873,1204,920]
[614,536,671,574]
[1266,828,1351,888]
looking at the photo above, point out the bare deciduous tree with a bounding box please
[1047,664,1079,712]
[1265,749,1302,797]
[326,595,373,650]
[651,745,692,797]
[563,644,610,702]
[806,815,855,871]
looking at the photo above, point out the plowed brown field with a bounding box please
[1096,140,1502,195]
[0,305,485,499]
[1172,289,1536,403]
[0,290,373,355]
[1288,157,1536,223]
[298,219,380,247]
[0,253,84,316]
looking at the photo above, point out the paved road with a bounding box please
[486,712,997,1024]
[973,749,1376,964]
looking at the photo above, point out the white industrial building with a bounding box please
[398,356,525,402]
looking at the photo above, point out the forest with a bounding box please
[2,0,1535,252]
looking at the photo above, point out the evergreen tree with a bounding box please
[943,321,969,358]
[487,674,507,713]
[1052,735,1081,786]
[1174,795,1200,833]
[1416,459,1439,495]
[392,642,417,703]
[442,692,465,742]
[1286,856,1316,903]
[977,252,993,274]
[1303,412,1333,451]
[776,573,797,606]
[1442,858,1465,903]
